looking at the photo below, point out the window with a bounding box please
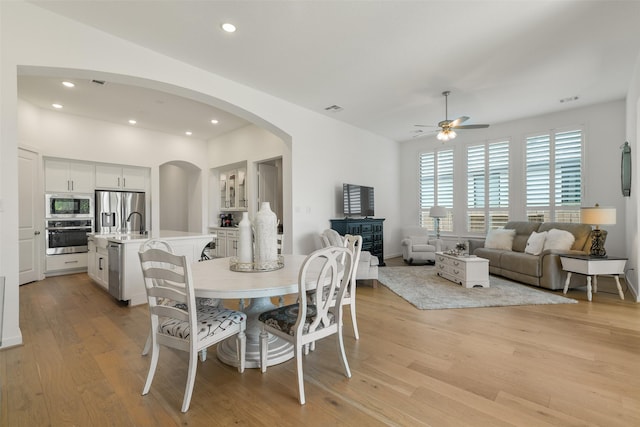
[420,149,454,233]
[526,129,582,222]
[466,141,510,233]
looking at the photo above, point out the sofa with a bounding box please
[401,226,443,265]
[468,221,595,290]
[320,229,379,283]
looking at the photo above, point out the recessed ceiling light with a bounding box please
[211,119,219,124]
[185,131,193,136]
[128,119,137,125]
[221,22,236,33]
[52,103,63,109]
[62,81,75,88]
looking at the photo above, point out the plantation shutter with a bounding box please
[526,130,582,222]
[555,130,582,206]
[419,149,453,231]
[466,141,509,232]
[526,134,551,207]
[419,152,435,228]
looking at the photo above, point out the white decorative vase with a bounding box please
[254,202,278,268]
[238,212,253,264]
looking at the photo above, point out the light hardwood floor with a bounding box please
[2,257,639,426]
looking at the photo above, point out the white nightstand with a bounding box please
[560,255,627,302]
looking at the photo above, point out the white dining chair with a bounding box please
[258,245,354,404]
[139,243,247,412]
[140,239,223,359]
[336,234,362,339]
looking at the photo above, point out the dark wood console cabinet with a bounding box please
[330,218,385,266]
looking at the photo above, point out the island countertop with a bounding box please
[89,230,216,245]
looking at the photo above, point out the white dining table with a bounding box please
[190,254,311,369]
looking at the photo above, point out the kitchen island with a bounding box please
[87,231,215,306]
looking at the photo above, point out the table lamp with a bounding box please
[429,205,447,239]
[580,203,616,257]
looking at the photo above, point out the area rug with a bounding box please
[378,267,577,310]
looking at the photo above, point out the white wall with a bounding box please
[400,100,628,257]
[625,50,640,301]
[159,164,189,231]
[1,2,400,348]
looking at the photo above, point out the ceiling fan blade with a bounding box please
[453,124,490,129]
[449,116,469,127]
[414,124,438,128]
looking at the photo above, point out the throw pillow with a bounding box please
[484,229,517,251]
[524,231,547,255]
[543,228,575,251]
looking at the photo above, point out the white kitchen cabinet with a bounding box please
[87,237,108,290]
[220,167,247,211]
[95,165,147,190]
[87,239,96,278]
[45,253,88,274]
[210,228,238,257]
[213,229,227,257]
[95,247,109,290]
[45,159,95,193]
[226,229,238,257]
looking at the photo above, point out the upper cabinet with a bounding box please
[95,165,147,191]
[45,159,95,193]
[220,167,247,211]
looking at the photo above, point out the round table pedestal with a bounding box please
[216,296,294,368]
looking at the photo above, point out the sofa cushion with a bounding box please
[473,248,503,266]
[543,228,575,251]
[505,221,542,252]
[537,222,592,251]
[485,229,516,250]
[524,231,547,255]
[500,251,541,277]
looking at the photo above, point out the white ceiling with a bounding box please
[18,74,252,140]
[21,0,640,142]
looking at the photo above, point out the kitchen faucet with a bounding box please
[126,211,145,234]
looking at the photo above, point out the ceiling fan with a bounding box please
[415,91,490,141]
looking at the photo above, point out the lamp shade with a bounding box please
[581,205,616,226]
[429,206,447,218]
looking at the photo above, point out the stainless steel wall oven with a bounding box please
[45,219,93,255]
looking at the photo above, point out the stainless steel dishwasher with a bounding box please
[107,242,124,300]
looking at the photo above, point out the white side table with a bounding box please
[560,255,627,302]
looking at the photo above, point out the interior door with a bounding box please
[18,148,41,285]
[258,163,279,220]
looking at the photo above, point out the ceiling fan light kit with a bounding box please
[437,129,456,141]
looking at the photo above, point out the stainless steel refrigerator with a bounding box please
[95,190,146,234]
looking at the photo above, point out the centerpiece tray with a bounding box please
[229,255,284,272]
